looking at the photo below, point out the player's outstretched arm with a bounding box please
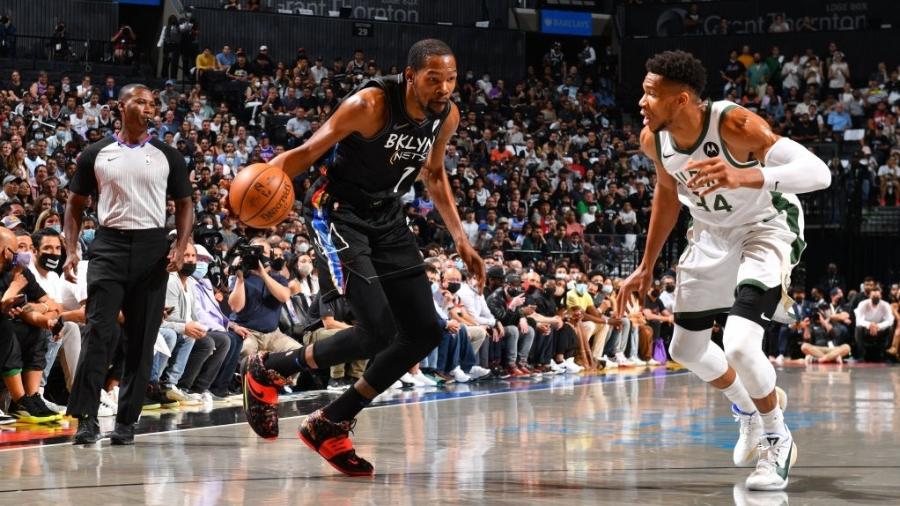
[268,89,378,179]
[421,104,485,292]
[686,107,831,196]
[615,128,682,317]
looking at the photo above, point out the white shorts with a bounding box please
[674,205,805,323]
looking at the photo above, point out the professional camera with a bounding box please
[235,244,265,273]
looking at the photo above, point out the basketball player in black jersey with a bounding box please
[240,39,485,476]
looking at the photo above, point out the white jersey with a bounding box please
[655,100,803,229]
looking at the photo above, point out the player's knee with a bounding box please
[800,343,812,354]
[730,284,781,326]
[668,324,714,365]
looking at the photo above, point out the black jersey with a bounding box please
[311,74,449,209]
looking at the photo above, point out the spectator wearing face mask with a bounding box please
[658,275,676,314]
[176,245,232,402]
[854,287,894,361]
[288,251,318,309]
[487,272,536,378]
[566,273,617,369]
[28,228,82,407]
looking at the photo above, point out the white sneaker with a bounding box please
[732,483,789,506]
[97,402,115,418]
[774,355,785,366]
[109,386,120,407]
[467,365,491,381]
[745,430,798,491]
[563,357,583,373]
[0,408,15,425]
[165,386,200,406]
[733,387,788,467]
[98,389,118,417]
[647,358,661,366]
[732,406,762,467]
[413,371,437,386]
[389,380,403,390]
[548,362,566,374]
[630,356,647,366]
[200,391,214,406]
[603,355,619,369]
[400,372,426,387]
[615,352,634,367]
[41,395,66,414]
[450,366,471,383]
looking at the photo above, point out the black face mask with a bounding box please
[39,253,61,271]
[665,284,675,293]
[447,282,461,294]
[507,287,522,297]
[179,262,197,277]
[871,297,881,305]
[650,289,660,298]
[270,258,286,271]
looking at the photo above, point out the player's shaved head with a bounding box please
[119,83,151,102]
[0,227,17,253]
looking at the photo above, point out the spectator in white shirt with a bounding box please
[285,107,311,148]
[854,287,895,361]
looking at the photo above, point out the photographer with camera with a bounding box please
[229,238,301,365]
[800,291,852,364]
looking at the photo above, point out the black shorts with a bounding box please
[10,320,47,372]
[0,318,22,375]
[306,190,423,303]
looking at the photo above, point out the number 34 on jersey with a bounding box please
[673,168,734,213]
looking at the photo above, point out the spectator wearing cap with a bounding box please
[0,176,22,205]
[486,272,536,377]
[252,45,273,77]
[174,244,233,401]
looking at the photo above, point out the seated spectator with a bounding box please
[154,243,212,407]
[486,272,535,377]
[0,227,63,421]
[177,245,232,402]
[301,292,366,391]
[854,287,894,361]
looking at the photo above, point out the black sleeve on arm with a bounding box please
[69,139,110,196]
[22,270,47,302]
[156,140,192,199]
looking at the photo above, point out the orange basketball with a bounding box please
[228,163,294,228]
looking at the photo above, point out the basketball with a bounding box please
[228,163,294,228]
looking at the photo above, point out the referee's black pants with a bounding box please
[68,227,169,425]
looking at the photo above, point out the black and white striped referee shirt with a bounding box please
[70,135,192,230]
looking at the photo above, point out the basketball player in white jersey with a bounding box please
[617,51,830,491]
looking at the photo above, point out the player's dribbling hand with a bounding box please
[685,158,761,197]
[63,252,80,283]
[457,243,486,294]
[616,264,652,319]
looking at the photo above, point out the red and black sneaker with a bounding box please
[241,353,287,440]
[298,409,374,477]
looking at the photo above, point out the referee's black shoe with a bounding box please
[110,423,135,445]
[73,415,101,445]
[242,353,287,440]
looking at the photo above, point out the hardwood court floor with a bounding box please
[1,364,898,505]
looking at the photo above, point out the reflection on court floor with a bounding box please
[1,364,898,505]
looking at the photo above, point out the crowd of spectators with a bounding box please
[0,19,897,423]
[717,42,900,207]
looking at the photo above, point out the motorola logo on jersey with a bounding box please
[704,142,720,157]
[385,133,435,165]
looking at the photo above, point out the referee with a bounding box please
[64,84,193,445]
